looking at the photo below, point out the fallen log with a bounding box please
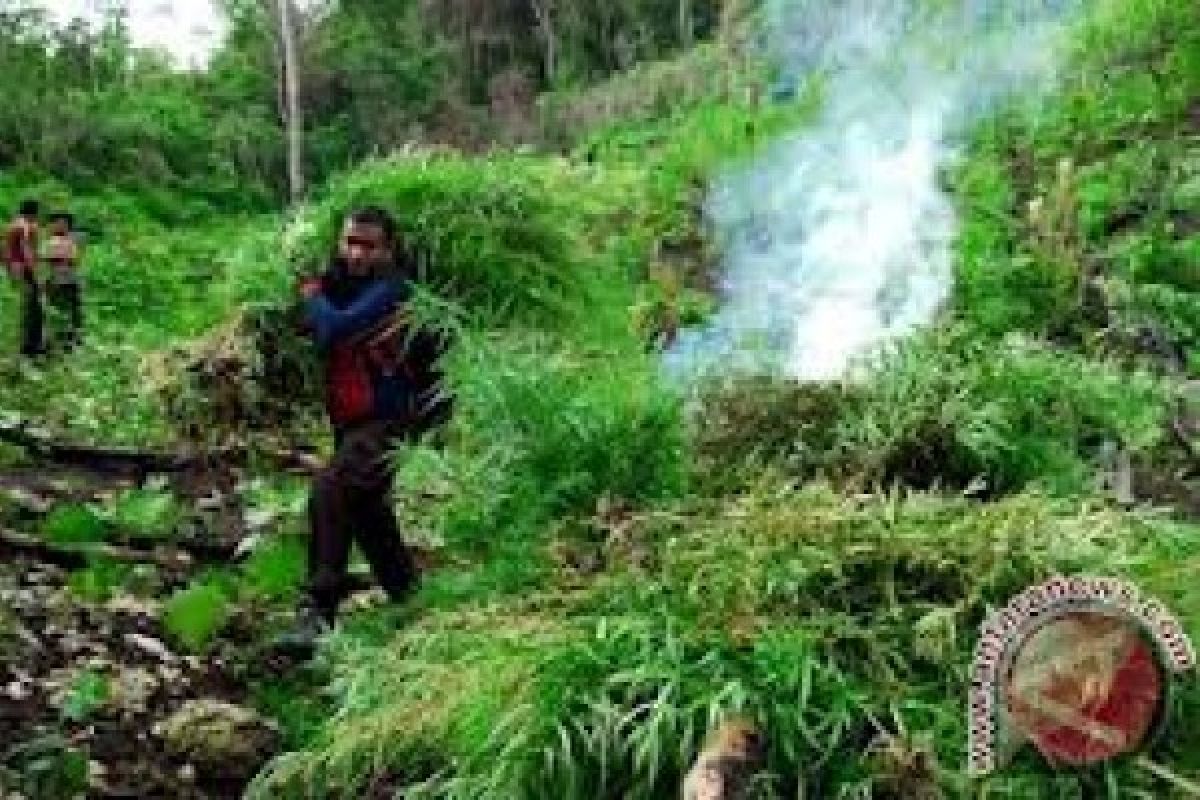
[0,420,322,480]
[1171,417,1200,469]
[0,421,193,476]
[0,527,193,570]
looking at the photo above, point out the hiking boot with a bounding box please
[271,603,333,660]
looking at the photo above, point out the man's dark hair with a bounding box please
[348,206,397,246]
[49,212,73,230]
[18,200,38,218]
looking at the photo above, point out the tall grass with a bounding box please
[953,0,1200,342]
[287,152,623,325]
[250,485,1200,798]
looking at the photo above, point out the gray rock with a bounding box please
[104,594,161,619]
[156,699,280,769]
[4,681,31,702]
[123,633,176,663]
[108,667,159,716]
[87,760,110,793]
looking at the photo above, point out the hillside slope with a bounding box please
[0,0,1198,798]
[243,1,1200,798]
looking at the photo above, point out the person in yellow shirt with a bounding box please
[44,212,83,350]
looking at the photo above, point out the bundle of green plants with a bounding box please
[286,150,611,323]
[693,326,1168,496]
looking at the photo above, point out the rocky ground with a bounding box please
[0,556,278,798]
[0,464,290,800]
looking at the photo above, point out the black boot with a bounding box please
[271,598,334,660]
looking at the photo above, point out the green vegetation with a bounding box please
[66,559,134,603]
[695,328,1168,495]
[109,485,180,539]
[2,0,1199,797]
[163,576,236,653]
[954,0,1200,349]
[41,503,107,545]
[248,0,1200,796]
[251,489,1200,799]
[1,735,89,800]
[60,669,110,724]
[0,0,729,199]
[241,535,308,603]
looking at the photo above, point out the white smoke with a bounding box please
[665,0,1083,382]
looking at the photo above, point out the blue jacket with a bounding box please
[304,270,414,427]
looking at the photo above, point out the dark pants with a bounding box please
[19,275,42,356]
[48,281,82,347]
[306,419,417,620]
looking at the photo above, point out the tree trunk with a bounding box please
[529,0,557,85]
[679,0,694,48]
[278,0,304,203]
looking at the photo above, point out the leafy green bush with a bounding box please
[2,734,89,800]
[60,669,111,723]
[953,0,1200,342]
[109,487,179,540]
[163,576,235,653]
[1117,281,1200,369]
[67,559,133,604]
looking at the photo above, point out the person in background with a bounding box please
[4,200,43,357]
[44,212,83,350]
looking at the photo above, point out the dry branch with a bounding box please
[0,420,322,479]
[0,527,192,570]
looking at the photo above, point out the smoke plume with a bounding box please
[665,0,1082,382]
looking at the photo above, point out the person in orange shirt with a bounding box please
[4,200,44,357]
[44,212,83,350]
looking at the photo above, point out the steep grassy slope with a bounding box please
[243,1,1200,798]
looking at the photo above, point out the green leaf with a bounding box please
[61,669,110,723]
[42,504,109,545]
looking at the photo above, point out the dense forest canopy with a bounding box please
[0,0,726,209]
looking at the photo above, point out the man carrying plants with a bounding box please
[276,207,452,656]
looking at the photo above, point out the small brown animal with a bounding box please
[681,717,767,800]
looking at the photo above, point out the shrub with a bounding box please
[163,576,235,653]
[415,333,688,552]
[42,504,108,545]
[67,559,133,604]
[110,486,180,540]
[241,535,307,602]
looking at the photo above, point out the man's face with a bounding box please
[339,219,392,277]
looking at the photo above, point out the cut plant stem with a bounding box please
[1137,756,1200,797]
